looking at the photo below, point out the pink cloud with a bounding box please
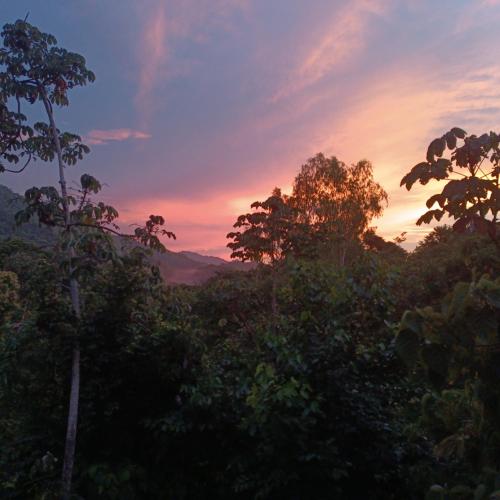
[271,0,391,102]
[134,4,169,129]
[85,128,152,145]
[134,0,249,129]
[115,191,253,257]
[109,2,500,256]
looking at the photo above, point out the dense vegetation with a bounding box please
[1,19,500,500]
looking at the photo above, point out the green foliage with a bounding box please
[396,275,500,498]
[0,238,431,499]
[0,270,19,319]
[400,226,500,310]
[0,184,55,244]
[139,260,426,499]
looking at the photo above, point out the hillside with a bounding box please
[151,248,254,285]
[178,251,227,266]
[0,185,56,245]
[0,184,252,285]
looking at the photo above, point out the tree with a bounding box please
[227,188,294,266]
[290,153,388,265]
[227,188,295,315]
[0,19,173,498]
[401,127,500,244]
[362,228,407,263]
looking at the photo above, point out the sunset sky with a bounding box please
[3,0,500,257]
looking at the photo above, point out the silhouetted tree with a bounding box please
[401,127,500,246]
[227,188,294,314]
[290,153,388,265]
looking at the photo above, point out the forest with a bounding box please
[1,18,500,500]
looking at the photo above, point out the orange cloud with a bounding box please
[85,128,151,145]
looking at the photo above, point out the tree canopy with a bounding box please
[401,127,500,243]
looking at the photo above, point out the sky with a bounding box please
[2,0,500,257]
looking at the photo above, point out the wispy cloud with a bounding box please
[134,4,169,129]
[271,0,390,101]
[85,128,152,145]
[134,0,249,128]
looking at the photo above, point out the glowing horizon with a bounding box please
[3,0,500,258]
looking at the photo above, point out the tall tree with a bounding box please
[290,153,387,264]
[0,19,173,498]
[227,188,294,266]
[227,188,294,314]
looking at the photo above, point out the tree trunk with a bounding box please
[340,245,347,267]
[41,91,82,500]
[61,345,80,500]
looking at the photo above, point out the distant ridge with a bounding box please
[0,184,253,285]
[151,249,254,285]
[179,251,227,266]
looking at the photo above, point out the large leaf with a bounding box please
[450,127,467,139]
[442,179,467,202]
[400,310,423,333]
[434,433,465,460]
[427,138,446,162]
[400,162,431,190]
[426,194,445,209]
[417,209,444,225]
[431,158,452,180]
[445,282,471,319]
[445,131,457,150]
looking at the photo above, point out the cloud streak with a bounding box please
[135,4,169,129]
[272,0,390,101]
[85,128,152,145]
[134,0,249,129]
